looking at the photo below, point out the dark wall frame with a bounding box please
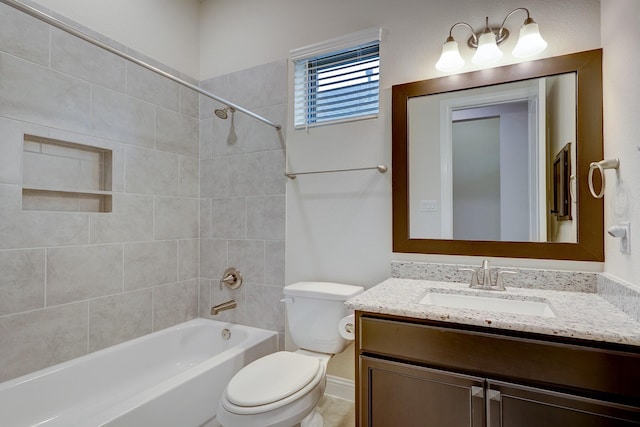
[392,49,603,261]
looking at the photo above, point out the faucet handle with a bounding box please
[459,268,480,287]
[495,270,517,291]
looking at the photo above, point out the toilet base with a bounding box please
[300,409,323,427]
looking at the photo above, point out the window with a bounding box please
[292,28,381,129]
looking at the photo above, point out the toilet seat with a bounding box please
[221,352,325,416]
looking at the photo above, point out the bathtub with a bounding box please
[0,318,278,427]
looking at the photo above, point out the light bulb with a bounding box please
[472,30,503,65]
[512,19,547,58]
[435,37,465,72]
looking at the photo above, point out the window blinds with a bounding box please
[291,28,381,129]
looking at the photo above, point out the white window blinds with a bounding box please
[291,28,381,129]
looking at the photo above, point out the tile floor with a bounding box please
[207,395,355,426]
[316,395,355,426]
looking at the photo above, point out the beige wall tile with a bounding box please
[180,86,199,119]
[154,196,199,239]
[126,62,179,112]
[89,193,153,244]
[124,146,180,196]
[228,153,265,197]
[51,28,126,92]
[92,86,155,147]
[47,244,123,305]
[0,118,47,186]
[228,240,265,285]
[245,284,285,332]
[88,289,153,352]
[200,157,228,198]
[200,198,211,238]
[156,108,199,158]
[179,156,199,197]
[0,185,89,250]
[0,53,91,133]
[265,240,285,287]
[0,302,88,382]
[264,149,286,195]
[0,249,45,316]
[152,279,198,331]
[199,238,227,280]
[124,240,177,290]
[0,2,49,66]
[211,197,246,239]
[246,195,285,240]
[178,239,199,281]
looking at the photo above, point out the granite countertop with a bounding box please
[346,278,640,347]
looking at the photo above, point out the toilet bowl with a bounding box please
[217,350,330,427]
[216,282,364,427]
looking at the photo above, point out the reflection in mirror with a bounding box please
[408,74,577,243]
[392,49,603,261]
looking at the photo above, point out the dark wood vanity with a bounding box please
[355,311,640,426]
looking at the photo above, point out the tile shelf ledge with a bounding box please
[22,186,113,196]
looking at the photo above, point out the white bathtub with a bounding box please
[0,318,278,427]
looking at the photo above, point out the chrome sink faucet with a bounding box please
[459,259,516,291]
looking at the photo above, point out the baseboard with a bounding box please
[324,374,355,402]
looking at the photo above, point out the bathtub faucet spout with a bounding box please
[211,300,237,315]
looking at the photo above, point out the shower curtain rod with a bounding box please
[0,0,282,130]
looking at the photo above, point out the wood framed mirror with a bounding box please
[392,49,603,261]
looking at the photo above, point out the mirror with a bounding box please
[392,49,603,261]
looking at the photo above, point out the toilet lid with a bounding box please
[225,351,321,407]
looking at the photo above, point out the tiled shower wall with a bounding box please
[0,2,287,382]
[198,61,287,344]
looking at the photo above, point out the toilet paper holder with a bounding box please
[339,314,356,340]
[344,322,354,334]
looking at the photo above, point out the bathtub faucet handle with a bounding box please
[219,267,243,291]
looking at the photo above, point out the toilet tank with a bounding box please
[283,282,364,354]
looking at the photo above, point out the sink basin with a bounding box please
[419,292,556,318]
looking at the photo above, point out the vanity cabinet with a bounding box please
[356,312,640,426]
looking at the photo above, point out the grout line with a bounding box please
[43,247,48,308]
[121,243,125,293]
[86,301,90,354]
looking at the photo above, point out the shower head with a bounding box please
[214,106,234,120]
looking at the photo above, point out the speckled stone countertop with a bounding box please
[346,278,640,347]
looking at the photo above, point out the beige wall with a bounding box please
[601,0,640,285]
[32,0,201,78]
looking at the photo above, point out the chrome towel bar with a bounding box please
[285,164,387,179]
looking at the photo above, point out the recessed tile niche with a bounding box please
[22,135,113,213]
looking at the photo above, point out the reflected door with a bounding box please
[452,117,501,240]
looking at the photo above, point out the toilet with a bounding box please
[217,281,364,427]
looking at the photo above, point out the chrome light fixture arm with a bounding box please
[497,8,532,38]
[447,22,478,46]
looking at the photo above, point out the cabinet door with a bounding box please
[360,356,485,427]
[487,380,640,427]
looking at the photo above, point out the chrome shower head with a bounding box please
[214,106,234,120]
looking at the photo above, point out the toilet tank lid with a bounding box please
[284,282,364,300]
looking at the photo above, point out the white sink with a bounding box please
[419,292,556,318]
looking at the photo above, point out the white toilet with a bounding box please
[217,281,364,427]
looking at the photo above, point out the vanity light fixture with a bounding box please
[435,8,548,72]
